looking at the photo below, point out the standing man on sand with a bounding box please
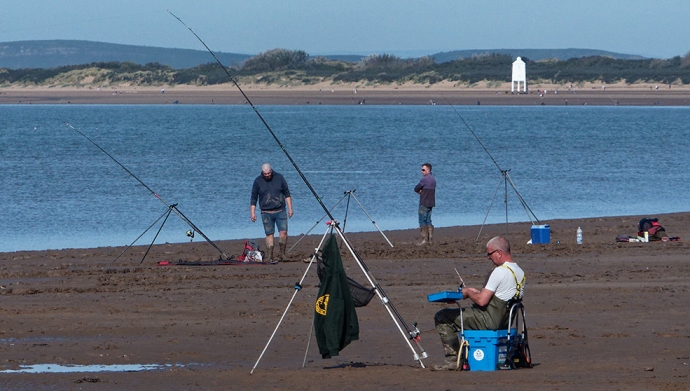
[250,163,293,262]
[433,236,525,370]
[414,163,436,245]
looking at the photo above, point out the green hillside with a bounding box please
[2,44,690,87]
[0,40,250,70]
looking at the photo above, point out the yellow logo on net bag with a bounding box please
[315,294,330,315]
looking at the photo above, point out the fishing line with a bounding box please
[64,122,230,261]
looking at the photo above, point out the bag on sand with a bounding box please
[503,334,533,369]
[637,218,667,241]
[237,240,264,262]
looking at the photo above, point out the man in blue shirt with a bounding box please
[250,163,293,262]
[414,163,436,245]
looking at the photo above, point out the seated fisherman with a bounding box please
[433,236,525,370]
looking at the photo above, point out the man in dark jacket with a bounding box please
[250,163,293,262]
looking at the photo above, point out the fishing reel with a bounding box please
[410,322,422,341]
[186,230,195,241]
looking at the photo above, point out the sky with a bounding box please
[2,1,689,59]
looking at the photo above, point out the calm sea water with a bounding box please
[1,104,688,252]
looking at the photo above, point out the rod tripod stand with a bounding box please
[109,202,230,266]
[475,169,540,242]
[63,122,230,266]
[252,221,428,373]
[166,14,425,372]
[437,97,540,243]
[289,189,394,252]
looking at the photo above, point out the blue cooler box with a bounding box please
[462,329,516,371]
[531,224,550,244]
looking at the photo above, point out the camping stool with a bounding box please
[457,300,532,371]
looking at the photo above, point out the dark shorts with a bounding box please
[261,209,288,235]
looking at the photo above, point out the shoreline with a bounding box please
[3,211,686,257]
[2,83,690,105]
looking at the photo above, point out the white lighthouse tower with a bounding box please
[511,57,527,93]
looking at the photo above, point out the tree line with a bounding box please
[2,48,690,87]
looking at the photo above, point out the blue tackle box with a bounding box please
[427,291,463,303]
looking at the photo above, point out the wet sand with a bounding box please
[1,212,688,390]
[1,83,690,106]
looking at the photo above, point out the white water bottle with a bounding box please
[576,227,582,244]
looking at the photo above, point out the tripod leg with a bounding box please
[289,192,348,253]
[140,207,174,264]
[251,225,333,374]
[109,207,173,266]
[349,192,394,247]
[302,313,316,368]
[342,192,352,233]
[169,205,231,260]
[505,172,540,224]
[476,175,504,243]
[332,225,428,367]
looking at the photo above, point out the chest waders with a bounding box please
[462,294,509,330]
[462,264,525,331]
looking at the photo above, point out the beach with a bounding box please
[2,82,690,106]
[1,212,688,390]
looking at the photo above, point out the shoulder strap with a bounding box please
[502,264,525,300]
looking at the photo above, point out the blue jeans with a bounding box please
[418,205,433,226]
[261,209,288,235]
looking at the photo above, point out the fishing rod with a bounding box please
[167,11,428,368]
[167,11,331,222]
[442,95,503,173]
[440,95,540,229]
[454,267,465,288]
[64,122,231,262]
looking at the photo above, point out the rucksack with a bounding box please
[637,218,667,241]
[237,240,264,262]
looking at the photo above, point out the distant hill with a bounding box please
[0,40,651,70]
[0,40,251,70]
[430,48,647,63]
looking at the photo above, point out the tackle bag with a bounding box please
[637,218,667,241]
[237,240,264,262]
[504,334,533,369]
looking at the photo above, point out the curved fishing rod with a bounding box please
[168,11,428,367]
[441,95,504,172]
[440,96,540,224]
[168,11,332,223]
[64,122,230,261]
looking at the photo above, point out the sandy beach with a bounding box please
[0,212,688,390]
[2,82,690,106]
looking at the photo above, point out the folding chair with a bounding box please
[500,299,533,369]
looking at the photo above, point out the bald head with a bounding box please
[261,163,273,180]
